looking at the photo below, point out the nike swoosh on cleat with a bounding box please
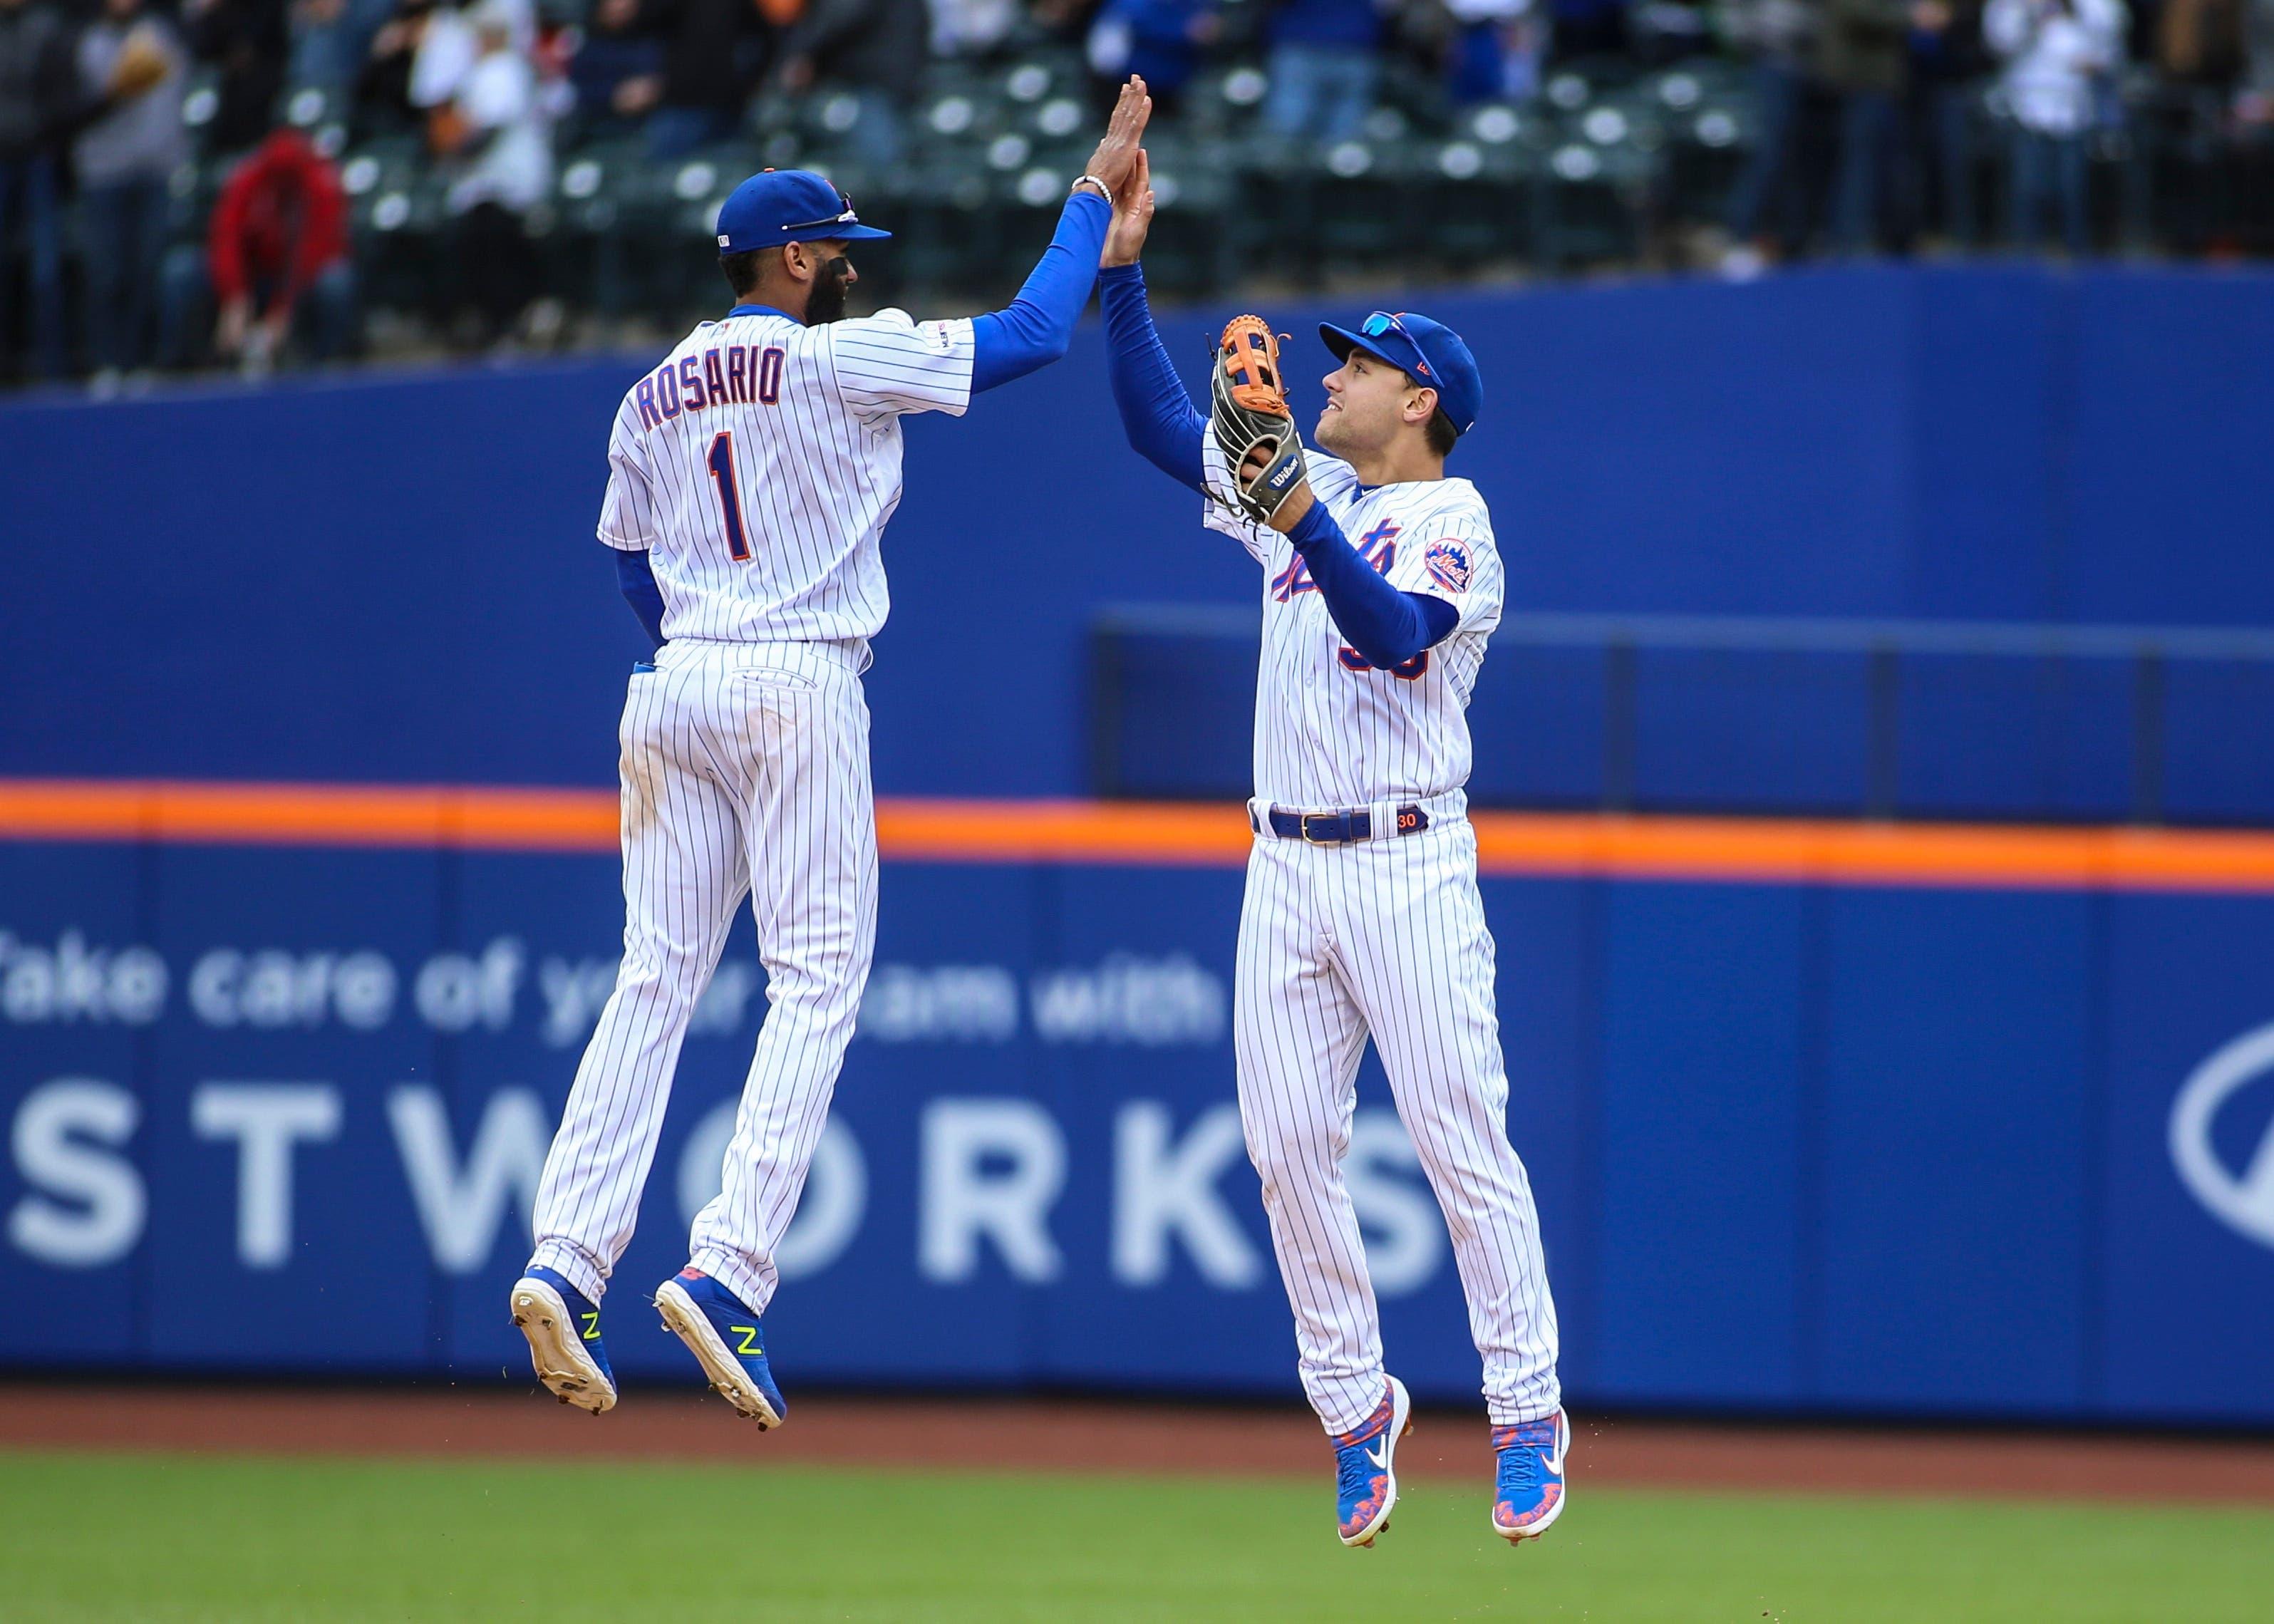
[1365,1440,1389,1470]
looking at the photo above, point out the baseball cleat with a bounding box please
[652,1266,787,1427]
[1333,1376,1412,1548]
[1491,1407,1570,1543]
[510,1267,616,1414]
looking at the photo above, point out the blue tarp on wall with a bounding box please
[7,264,2274,801]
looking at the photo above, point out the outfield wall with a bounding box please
[6,265,2274,803]
[4,796,2273,1426]
[8,264,2274,1423]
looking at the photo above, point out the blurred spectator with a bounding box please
[1906,0,1983,247]
[930,0,1018,56]
[2159,0,2245,86]
[3,0,173,381]
[76,0,190,383]
[1029,0,1098,43]
[1442,0,1546,103]
[1821,0,1913,252]
[1720,0,1819,275]
[777,0,927,169]
[641,0,776,157]
[184,0,293,153]
[1549,0,1626,56]
[1262,0,1387,145]
[161,125,358,371]
[1985,0,2121,253]
[357,0,441,130]
[293,0,396,89]
[568,0,664,135]
[1087,0,1221,109]
[2237,0,2274,247]
[0,0,80,381]
[2246,0,2274,112]
[415,0,552,343]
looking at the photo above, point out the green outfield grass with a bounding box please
[8,1448,2271,1623]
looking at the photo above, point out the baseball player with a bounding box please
[510,83,1154,1423]
[1095,157,1565,1546]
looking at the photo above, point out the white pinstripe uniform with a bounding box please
[1200,441,1562,1435]
[526,308,974,1315]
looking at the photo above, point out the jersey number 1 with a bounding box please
[707,430,750,562]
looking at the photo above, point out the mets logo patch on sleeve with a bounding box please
[1425,541,1474,594]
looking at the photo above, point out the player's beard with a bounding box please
[805,256,853,326]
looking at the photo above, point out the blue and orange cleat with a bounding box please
[510,1266,617,1414]
[1333,1376,1412,1547]
[652,1266,787,1428]
[1491,1407,1570,1543]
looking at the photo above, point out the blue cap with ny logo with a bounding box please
[1318,311,1483,438]
[714,169,893,256]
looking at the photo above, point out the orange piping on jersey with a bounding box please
[6,779,2274,893]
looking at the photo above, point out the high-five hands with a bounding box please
[1082,77,1154,202]
[1102,148,1156,268]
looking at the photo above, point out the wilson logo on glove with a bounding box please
[1211,315,1308,525]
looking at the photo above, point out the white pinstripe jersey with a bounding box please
[1201,442,1504,809]
[596,308,977,643]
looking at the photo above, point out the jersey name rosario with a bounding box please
[597,308,977,648]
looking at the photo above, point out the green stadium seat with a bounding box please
[1183,64,1271,142]
[1123,134,1238,297]
[1535,134,1661,267]
[1420,139,1536,270]
[1001,89,1089,156]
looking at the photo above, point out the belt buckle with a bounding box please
[1298,812,1340,845]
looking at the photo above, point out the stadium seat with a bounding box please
[1420,138,1536,270]
[1534,83,1668,267]
[1650,66,1756,225]
[1182,63,1271,143]
[1129,134,1239,296]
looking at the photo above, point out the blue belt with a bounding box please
[1262,804,1431,845]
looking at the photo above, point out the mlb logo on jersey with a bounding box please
[1425,540,1473,594]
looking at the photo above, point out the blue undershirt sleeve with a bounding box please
[616,547,666,650]
[1098,262,1206,492]
[969,190,1112,393]
[1286,502,1459,668]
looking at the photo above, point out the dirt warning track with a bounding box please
[5,1383,2273,1505]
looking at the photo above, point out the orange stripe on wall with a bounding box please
[0,780,621,852]
[6,779,2274,893]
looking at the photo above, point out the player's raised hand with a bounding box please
[1102,149,1156,268]
[1085,76,1153,200]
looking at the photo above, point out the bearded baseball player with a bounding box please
[1096,157,1565,1547]
[510,83,1153,1422]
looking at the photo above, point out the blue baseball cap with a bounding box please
[1318,311,1483,438]
[714,169,891,256]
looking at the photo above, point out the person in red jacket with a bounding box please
[160,124,361,373]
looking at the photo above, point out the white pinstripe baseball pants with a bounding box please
[1235,812,1561,1434]
[528,637,878,1315]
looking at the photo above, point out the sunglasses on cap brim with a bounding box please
[779,193,862,235]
